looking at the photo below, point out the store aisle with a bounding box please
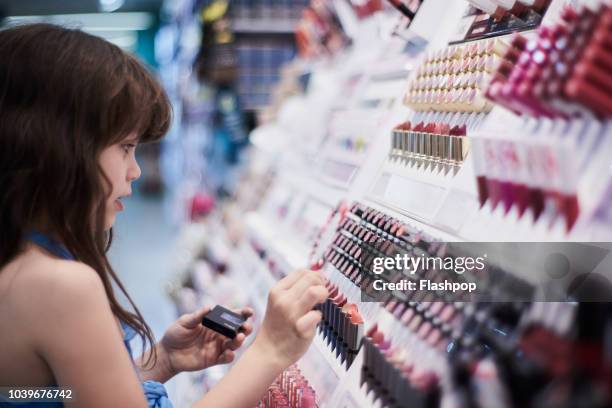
[108,193,178,348]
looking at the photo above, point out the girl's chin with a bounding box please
[104,214,116,230]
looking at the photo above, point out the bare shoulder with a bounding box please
[0,245,115,359]
[10,246,103,295]
[2,245,109,323]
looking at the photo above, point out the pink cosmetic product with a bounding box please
[393,302,407,319]
[418,321,433,340]
[385,299,398,313]
[401,307,416,325]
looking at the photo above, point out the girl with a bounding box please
[0,23,328,407]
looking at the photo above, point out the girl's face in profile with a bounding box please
[98,134,142,229]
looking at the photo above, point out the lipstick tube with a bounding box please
[423,131,433,169]
[565,76,612,117]
[572,59,612,95]
[582,42,612,72]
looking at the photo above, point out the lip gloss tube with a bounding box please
[502,69,544,117]
[582,42,612,72]
[556,193,580,231]
[565,76,612,117]
[591,23,612,50]
[483,144,502,211]
[571,59,612,95]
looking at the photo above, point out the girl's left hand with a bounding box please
[160,306,254,375]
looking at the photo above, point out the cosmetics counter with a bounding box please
[168,0,612,407]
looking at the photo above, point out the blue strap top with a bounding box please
[0,232,172,407]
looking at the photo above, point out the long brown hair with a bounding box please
[0,23,172,364]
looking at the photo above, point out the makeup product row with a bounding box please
[390,121,469,171]
[361,325,441,408]
[311,202,612,405]
[346,205,532,331]
[327,202,540,303]
[257,365,317,408]
[471,134,580,231]
[467,0,550,22]
[376,288,556,407]
[322,204,427,292]
[405,38,509,112]
[323,202,478,301]
[454,0,551,45]
[316,279,365,368]
[361,284,532,408]
[446,302,612,407]
[486,3,612,118]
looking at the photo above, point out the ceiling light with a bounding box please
[99,0,125,13]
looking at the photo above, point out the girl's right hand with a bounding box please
[253,269,328,369]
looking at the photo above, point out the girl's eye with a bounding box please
[122,144,136,154]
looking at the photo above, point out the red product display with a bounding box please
[390,121,469,171]
[471,134,580,231]
[486,4,612,118]
[257,365,317,408]
[361,325,441,407]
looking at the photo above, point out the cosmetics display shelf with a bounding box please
[365,109,608,243]
[169,0,612,406]
[313,75,413,191]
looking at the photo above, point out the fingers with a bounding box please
[224,332,247,351]
[286,272,326,301]
[296,284,328,316]
[239,307,254,318]
[295,310,322,338]
[275,269,310,291]
[230,306,254,318]
[229,307,254,331]
[218,349,235,364]
[178,306,212,329]
[226,307,254,338]
[240,321,254,337]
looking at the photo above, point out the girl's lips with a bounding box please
[114,199,124,211]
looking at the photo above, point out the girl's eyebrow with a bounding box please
[123,136,140,144]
